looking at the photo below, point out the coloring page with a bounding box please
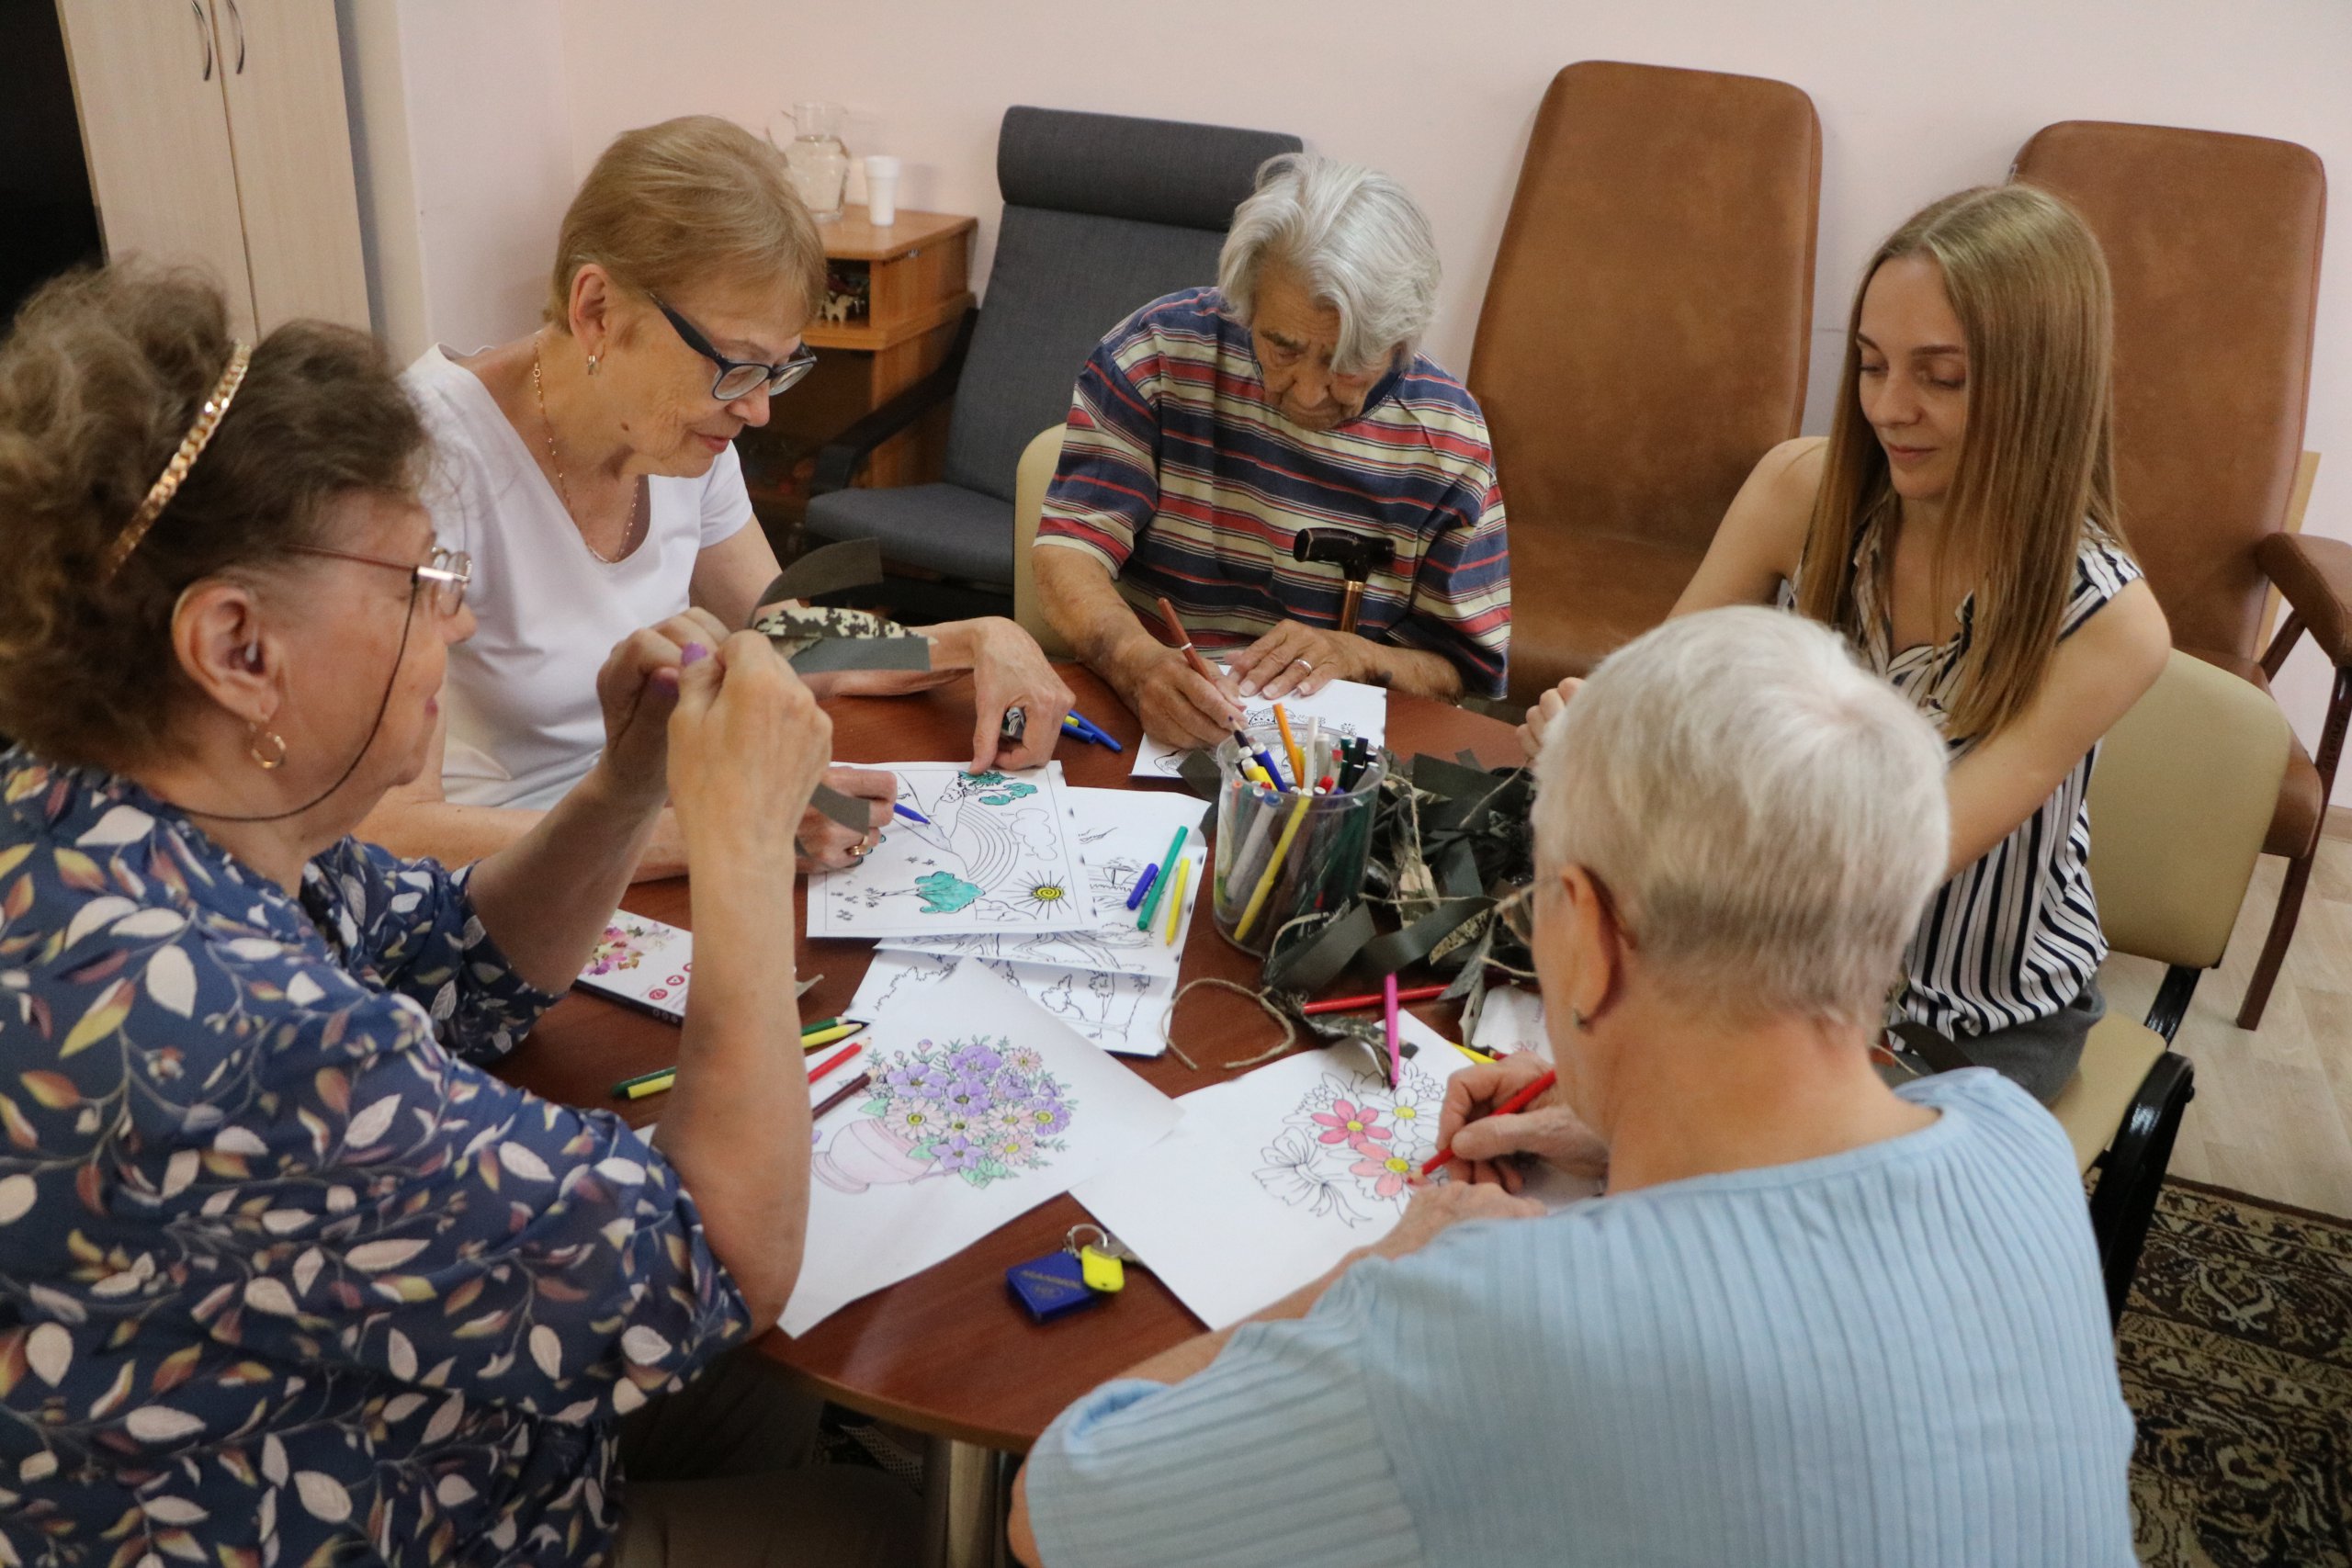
[810,762,1096,940]
[850,949,1176,1060]
[783,962,1180,1336]
[573,915,694,1021]
[1073,1047,1451,1331]
[887,790,1208,983]
[1473,985,1551,1062]
[1128,670,1388,783]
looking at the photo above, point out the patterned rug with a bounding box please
[2123,1179,2352,1566]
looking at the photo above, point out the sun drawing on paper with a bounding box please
[812,1037,1076,1195]
[1254,1064,1445,1228]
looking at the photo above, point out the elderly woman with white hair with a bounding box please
[1034,152,1511,746]
[1006,608,2134,1568]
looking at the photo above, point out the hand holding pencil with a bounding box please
[1109,596,1247,749]
[1430,1055,1610,1190]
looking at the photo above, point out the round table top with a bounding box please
[496,664,1524,1451]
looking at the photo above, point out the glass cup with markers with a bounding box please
[1210,724,1385,956]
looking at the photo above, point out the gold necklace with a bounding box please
[531,339,643,566]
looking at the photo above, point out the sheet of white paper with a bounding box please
[783,962,1180,1336]
[887,789,1208,982]
[1127,669,1388,783]
[850,948,1176,1059]
[810,762,1096,940]
[1075,1046,1452,1330]
[1472,986,1551,1062]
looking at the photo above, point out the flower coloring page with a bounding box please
[810,763,1096,940]
[850,949,1176,1059]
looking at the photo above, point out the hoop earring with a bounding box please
[247,726,287,771]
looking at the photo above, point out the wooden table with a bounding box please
[499,665,1521,1554]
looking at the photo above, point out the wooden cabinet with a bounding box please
[747,206,978,544]
[55,0,368,340]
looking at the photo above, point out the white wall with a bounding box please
[401,0,2352,782]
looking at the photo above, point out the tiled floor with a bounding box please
[2103,830,2352,1217]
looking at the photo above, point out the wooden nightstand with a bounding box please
[745,206,977,548]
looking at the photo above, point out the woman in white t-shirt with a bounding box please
[361,116,1070,879]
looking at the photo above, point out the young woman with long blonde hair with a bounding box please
[1521,183,2169,1100]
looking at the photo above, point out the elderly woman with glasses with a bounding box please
[364,115,1070,879]
[0,267,916,1567]
[1009,608,2133,1568]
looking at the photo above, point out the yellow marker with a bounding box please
[1235,791,1314,942]
[799,1021,866,1052]
[621,1070,676,1101]
[1164,856,1190,945]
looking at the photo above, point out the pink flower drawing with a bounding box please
[1351,1147,1417,1201]
[1311,1100,1391,1149]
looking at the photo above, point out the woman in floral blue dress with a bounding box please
[0,268,914,1565]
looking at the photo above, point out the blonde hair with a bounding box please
[1797,184,2125,741]
[548,116,825,333]
[1534,607,1950,1031]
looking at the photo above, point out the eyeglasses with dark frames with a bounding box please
[1494,871,1640,950]
[290,544,470,616]
[650,296,818,401]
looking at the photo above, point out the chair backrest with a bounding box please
[2088,649,2291,969]
[2012,122,2326,660]
[1012,423,1073,658]
[944,107,1302,503]
[1468,61,1820,552]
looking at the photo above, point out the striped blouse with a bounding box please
[1810,517,2143,1041]
[1035,288,1512,697]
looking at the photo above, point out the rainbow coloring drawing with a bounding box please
[811,762,1096,940]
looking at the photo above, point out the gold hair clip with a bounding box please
[99,342,253,582]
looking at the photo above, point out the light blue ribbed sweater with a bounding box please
[1027,1068,2136,1566]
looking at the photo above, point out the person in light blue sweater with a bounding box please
[1010,605,2136,1568]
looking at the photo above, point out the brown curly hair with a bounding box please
[0,265,427,772]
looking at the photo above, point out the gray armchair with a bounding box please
[803,105,1301,620]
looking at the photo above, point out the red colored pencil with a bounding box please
[808,1042,863,1084]
[1301,983,1449,1016]
[1420,1069,1558,1176]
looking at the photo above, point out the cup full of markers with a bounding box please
[1209,713,1385,957]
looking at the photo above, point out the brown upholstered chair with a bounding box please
[2012,121,2340,1029]
[1468,61,1821,702]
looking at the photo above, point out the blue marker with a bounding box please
[893,802,933,826]
[1125,863,1160,910]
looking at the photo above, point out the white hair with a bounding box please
[1532,607,1951,1031]
[1216,152,1441,377]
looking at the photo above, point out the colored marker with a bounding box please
[1274,705,1305,789]
[1125,862,1160,911]
[1301,983,1449,1016]
[893,802,932,826]
[1136,825,1188,931]
[1420,1069,1559,1176]
[1163,856,1190,945]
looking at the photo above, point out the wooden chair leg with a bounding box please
[2239,851,2316,1030]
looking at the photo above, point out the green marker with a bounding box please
[1136,824,1189,931]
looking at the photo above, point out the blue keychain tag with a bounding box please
[1007,1248,1102,1322]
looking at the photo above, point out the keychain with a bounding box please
[1006,1226,1139,1322]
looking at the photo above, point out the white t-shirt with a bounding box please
[402,346,754,810]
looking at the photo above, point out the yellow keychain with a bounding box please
[1067,1224,1129,1293]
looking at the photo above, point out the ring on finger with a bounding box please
[1290,657,1314,672]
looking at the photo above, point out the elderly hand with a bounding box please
[1227,620,1366,701]
[795,765,895,871]
[960,618,1076,773]
[595,608,734,806]
[1434,1054,1610,1190]
[667,632,831,864]
[1111,640,1247,750]
[1366,1179,1543,1263]
[1517,676,1583,762]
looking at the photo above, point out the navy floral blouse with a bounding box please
[0,751,752,1567]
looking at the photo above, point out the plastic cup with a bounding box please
[864,155,900,225]
[1210,726,1385,956]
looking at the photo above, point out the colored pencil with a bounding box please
[1136,825,1188,931]
[799,1017,843,1036]
[892,802,932,826]
[1383,973,1402,1089]
[811,1071,875,1122]
[808,1041,863,1084]
[1300,983,1449,1016]
[1420,1069,1560,1176]
[1163,856,1190,945]
[1125,862,1159,911]
[1234,790,1315,941]
[1274,705,1305,790]
[799,1021,867,1051]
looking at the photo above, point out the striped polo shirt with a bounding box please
[1798,517,2143,1042]
[1035,288,1512,697]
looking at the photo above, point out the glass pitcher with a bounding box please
[779,102,851,221]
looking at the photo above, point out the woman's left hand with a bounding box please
[795,765,896,871]
[963,619,1075,773]
[596,608,732,806]
[1227,620,1363,701]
